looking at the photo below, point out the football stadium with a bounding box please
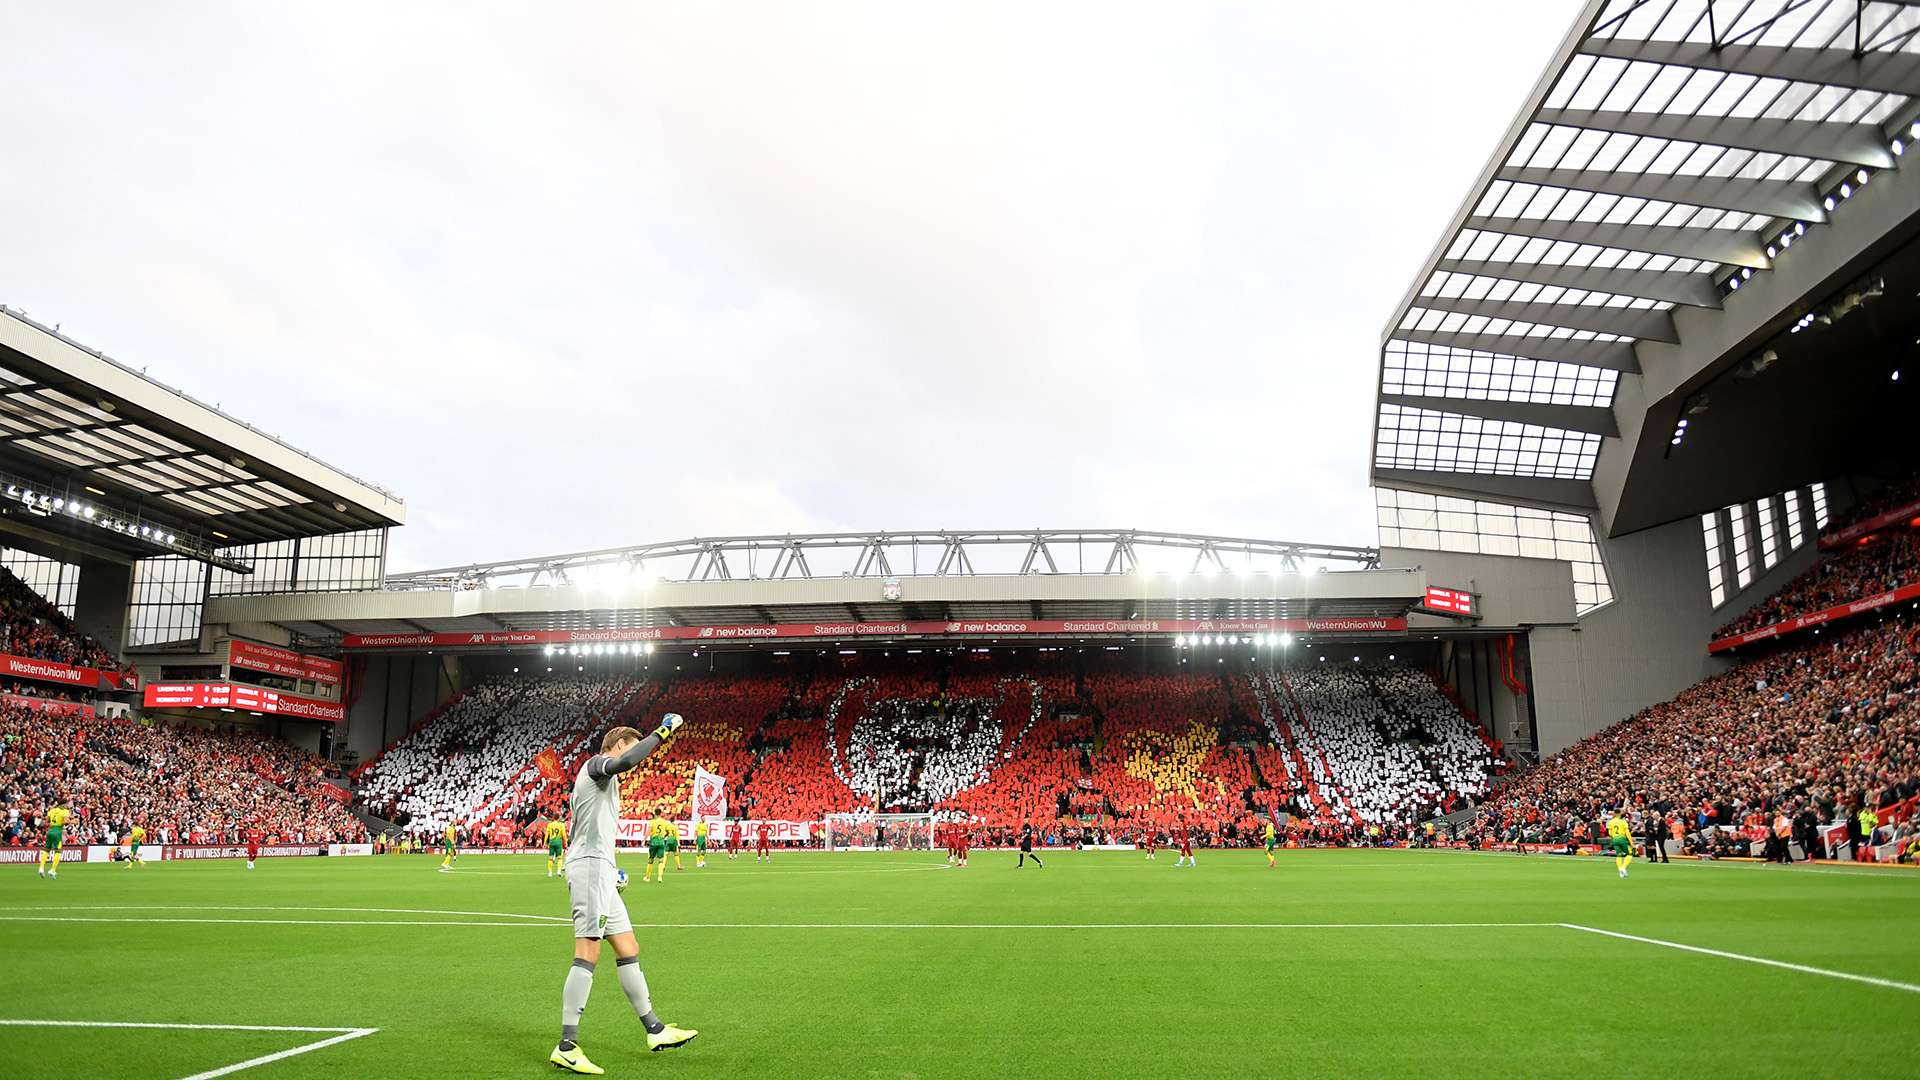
[4,2,1920,1077]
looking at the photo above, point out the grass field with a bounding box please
[2,848,1917,1079]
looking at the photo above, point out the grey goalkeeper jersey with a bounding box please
[563,733,662,865]
[564,756,622,865]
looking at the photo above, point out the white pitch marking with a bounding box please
[0,1019,379,1080]
[0,916,557,927]
[697,864,955,877]
[1560,923,1920,994]
[1450,849,1920,880]
[637,921,1562,930]
[20,905,567,921]
[0,912,1559,930]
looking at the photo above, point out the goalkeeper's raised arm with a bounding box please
[584,713,685,781]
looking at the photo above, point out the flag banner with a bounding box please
[692,767,727,821]
[534,748,564,782]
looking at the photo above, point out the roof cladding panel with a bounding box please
[0,307,404,546]
[1375,0,1920,505]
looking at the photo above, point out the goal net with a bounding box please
[823,812,936,851]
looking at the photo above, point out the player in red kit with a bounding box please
[756,822,771,862]
[245,829,262,870]
[1143,828,1157,861]
[1176,822,1195,868]
[726,820,740,861]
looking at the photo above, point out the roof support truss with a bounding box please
[1391,328,1640,372]
[1379,393,1619,436]
[1410,294,1678,341]
[1433,257,1721,307]
[1577,36,1920,100]
[1466,214,1770,268]
[1495,165,1826,223]
[1533,107,1896,171]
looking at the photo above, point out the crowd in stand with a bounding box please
[0,702,363,847]
[1717,475,1920,638]
[0,567,132,675]
[355,676,641,839]
[329,652,1501,847]
[1718,530,1920,637]
[1829,475,1920,534]
[615,673,780,820]
[1479,616,1920,858]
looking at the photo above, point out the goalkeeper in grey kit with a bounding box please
[550,714,697,1075]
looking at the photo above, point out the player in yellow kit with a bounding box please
[694,819,710,868]
[1606,812,1634,879]
[126,824,146,868]
[38,806,70,879]
[1263,822,1280,868]
[643,815,673,882]
[545,819,568,878]
[439,822,459,872]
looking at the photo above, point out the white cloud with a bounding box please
[0,0,1583,570]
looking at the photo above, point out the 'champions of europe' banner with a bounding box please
[617,819,811,844]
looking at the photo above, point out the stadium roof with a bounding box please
[1374,0,1920,531]
[0,307,404,565]
[381,529,1384,590]
[206,566,1431,648]
[201,530,1447,648]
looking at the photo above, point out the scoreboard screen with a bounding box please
[1423,586,1475,616]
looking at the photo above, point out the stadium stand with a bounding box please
[0,703,364,847]
[1482,617,1920,859]
[1718,530,1920,638]
[1716,474,1920,639]
[340,651,1502,845]
[0,566,132,675]
[353,675,645,837]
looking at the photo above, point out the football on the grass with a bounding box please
[615,869,630,893]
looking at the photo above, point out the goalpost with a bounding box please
[823,813,936,852]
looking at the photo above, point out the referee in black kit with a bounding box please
[1017,823,1044,868]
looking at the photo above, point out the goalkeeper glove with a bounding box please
[653,712,685,741]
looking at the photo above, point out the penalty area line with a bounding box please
[636,920,1563,930]
[24,905,568,922]
[1560,924,1920,995]
[0,916,558,927]
[0,1020,379,1080]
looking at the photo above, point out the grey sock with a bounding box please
[561,957,595,1043]
[616,954,665,1033]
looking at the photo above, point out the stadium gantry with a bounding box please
[379,529,1384,591]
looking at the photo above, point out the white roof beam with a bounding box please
[1535,108,1896,170]
[1391,328,1640,372]
[1411,295,1678,341]
[1577,37,1920,99]
[1380,393,1619,436]
[1496,166,1825,223]
[1434,258,1721,308]
[1466,214,1770,268]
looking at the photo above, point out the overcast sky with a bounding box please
[1,2,1581,572]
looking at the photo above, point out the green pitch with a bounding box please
[3,850,1917,1079]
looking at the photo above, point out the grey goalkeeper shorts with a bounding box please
[566,858,632,939]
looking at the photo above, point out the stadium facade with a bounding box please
[5,0,1920,779]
